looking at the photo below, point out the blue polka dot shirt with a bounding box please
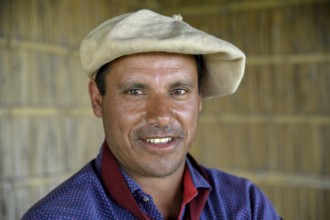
[22,145,281,219]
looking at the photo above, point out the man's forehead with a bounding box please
[109,53,197,76]
[106,52,197,74]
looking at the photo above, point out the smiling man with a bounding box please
[23,10,281,220]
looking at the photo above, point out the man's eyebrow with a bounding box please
[116,76,196,91]
[117,81,148,90]
[170,79,196,89]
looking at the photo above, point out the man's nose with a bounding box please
[146,95,174,128]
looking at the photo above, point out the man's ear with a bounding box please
[88,79,103,118]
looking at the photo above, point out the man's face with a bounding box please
[89,52,202,179]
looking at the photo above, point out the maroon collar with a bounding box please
[101,141,150,219]
[101,141,210,220]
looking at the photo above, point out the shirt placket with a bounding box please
[134,189,164,220]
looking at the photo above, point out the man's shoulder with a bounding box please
[22,160,106,219]
[200,166,281,219]
[202,166,266,200]
[203,167,254,190]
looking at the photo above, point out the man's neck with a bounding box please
[129,165,185,219]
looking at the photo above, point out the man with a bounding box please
[23,9,281,219]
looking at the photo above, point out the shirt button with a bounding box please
[143,196,149,203]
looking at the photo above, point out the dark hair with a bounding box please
[195,55,204,93]
[94,62,110,96]
[94,55,204,96]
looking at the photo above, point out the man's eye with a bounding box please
[172,89,187,95]
[127,89,144,95]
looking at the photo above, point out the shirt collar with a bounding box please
[185,156,211,190]
[121,169,141,193]
[99,140,211,220]
[119,155,212,195]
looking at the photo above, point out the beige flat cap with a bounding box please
[80,9,245,98]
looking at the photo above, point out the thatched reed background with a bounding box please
[0,0,329,219]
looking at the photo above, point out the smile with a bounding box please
[144,137,172,144]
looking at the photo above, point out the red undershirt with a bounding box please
[101,141,210,220]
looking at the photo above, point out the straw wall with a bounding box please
[0,0,329,219]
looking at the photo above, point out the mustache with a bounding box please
[134,124,186,138]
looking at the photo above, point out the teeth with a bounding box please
[145,137,172,144]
